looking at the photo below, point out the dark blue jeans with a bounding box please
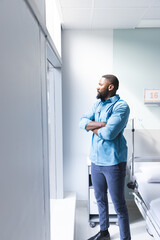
[91,162,131,240]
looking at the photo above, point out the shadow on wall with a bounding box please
[125,128,160,160]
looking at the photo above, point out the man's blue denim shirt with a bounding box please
[79,95,130,166]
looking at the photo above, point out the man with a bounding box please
[79,74,131,240]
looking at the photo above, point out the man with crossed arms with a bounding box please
[79,74,131,240]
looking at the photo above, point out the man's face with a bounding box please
[96,77,111,101]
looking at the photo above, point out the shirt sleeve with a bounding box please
[79,101,99,132]
[98,102,130,140]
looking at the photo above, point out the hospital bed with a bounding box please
[128,120,160,239]
[129,157,160,239]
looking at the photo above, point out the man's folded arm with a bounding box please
[97,104,130,140]
[79,101,102,131]
[86,121,106,131]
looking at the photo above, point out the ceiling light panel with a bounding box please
[59,0,93,8]
[92,8,147,29]
[94,0,152,8]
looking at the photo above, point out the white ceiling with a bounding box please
[56,0,160,29]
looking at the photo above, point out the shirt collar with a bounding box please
[102,94,120,104]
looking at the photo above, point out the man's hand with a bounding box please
[92,128,99,136]
[85,121,106,131]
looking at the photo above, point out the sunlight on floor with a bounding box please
[50,192,76,240]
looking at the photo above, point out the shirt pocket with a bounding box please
[100,110,111,122]
[95,109,101,121]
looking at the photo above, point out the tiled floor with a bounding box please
[75,201,153,240]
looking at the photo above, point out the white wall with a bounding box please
[62,30,113,200]
[0,0,49,239]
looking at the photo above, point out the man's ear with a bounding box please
[108,84,114,91]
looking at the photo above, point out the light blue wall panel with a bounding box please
[113,29,160,130]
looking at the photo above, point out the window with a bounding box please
[45,0,62,56]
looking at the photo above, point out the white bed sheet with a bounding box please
[150,198,160,227]
[134,162,160,229]
[135,172,160,208]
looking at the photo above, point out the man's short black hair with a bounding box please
[102,74,119,91]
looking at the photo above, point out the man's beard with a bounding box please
[96,89,109,101]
